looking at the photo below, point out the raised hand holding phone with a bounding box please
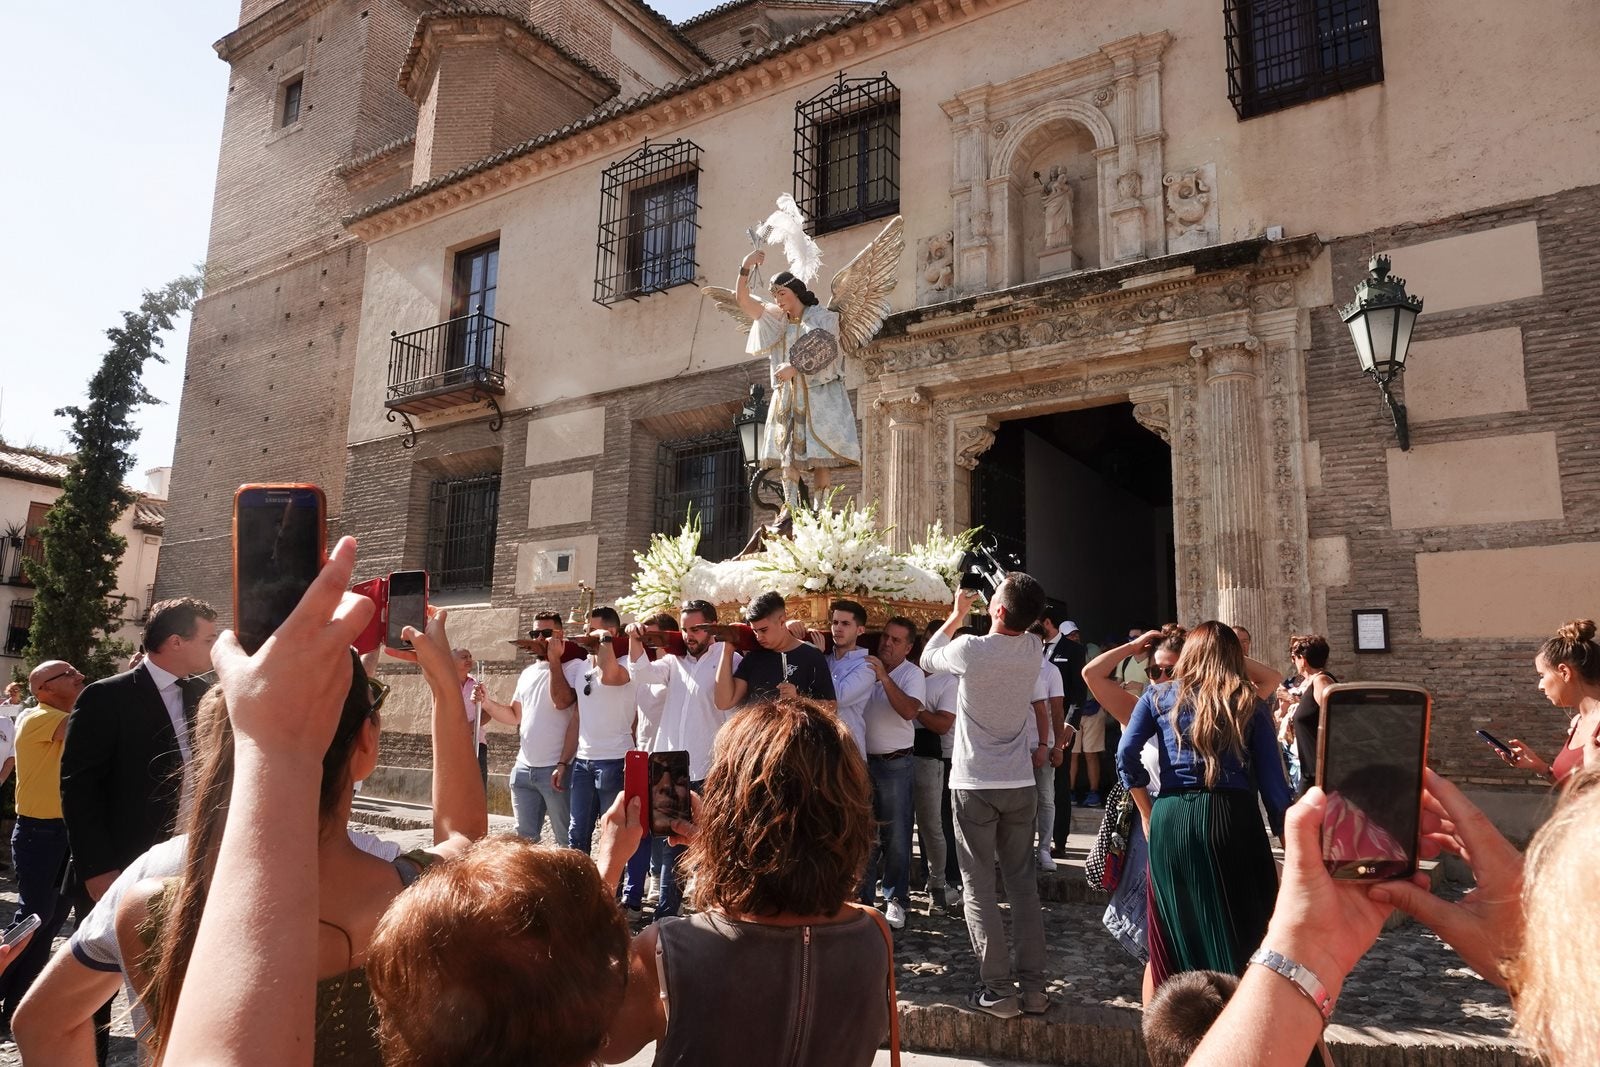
[232,484,327,655]
[385,570,428,650]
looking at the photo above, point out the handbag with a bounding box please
[848,903,902,1067]
[1084,780,1135,892]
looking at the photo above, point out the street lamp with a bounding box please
[1339,254,1424,451]
[732,383,790,511]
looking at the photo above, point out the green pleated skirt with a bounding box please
[1147,789,1279,986]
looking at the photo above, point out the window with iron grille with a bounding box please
[654,433,750,563]
[4,599,32,656]
[794,73,900,236]
[1224,0,1382,119]
[595,140,702,306]
[426,473,500,592]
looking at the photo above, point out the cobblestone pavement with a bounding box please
[0,801,1517,1066]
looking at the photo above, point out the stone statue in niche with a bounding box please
[1163,162,1219,253]
[917,229,955,301]
[1038,166,1073,249]
[1034,165,1077,276]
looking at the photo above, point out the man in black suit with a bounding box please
[1038,605,1086,857]
[60,597,217,902]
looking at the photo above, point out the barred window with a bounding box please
[654,433,750,563]
[595,140,702,306]
[426,473,500,592]
[1225,0,1382,119]
[5,599,31,657]
[794,73,900,236]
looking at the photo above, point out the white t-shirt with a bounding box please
[921,629,1044,791]
[635,666,669,751]
[864,658,927,755]
[923,671,960,759]
[575,655,637,761]
[512,657,588,768]
[1033,658,1063,746]
[629,645,742,781]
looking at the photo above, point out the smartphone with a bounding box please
[385,570,428,650]
[1316,683,1430,881]
[624,750,692,836]
[1476,728,1515,758]
[2,913,40,949]
[233,484,327,655]
[351,576,388,656]
[623,749,650,825]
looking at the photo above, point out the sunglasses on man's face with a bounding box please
[37,667,83,687]
[529,628,557,639]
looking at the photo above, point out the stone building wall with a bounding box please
[1304,182,1600,792]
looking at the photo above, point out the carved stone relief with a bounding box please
[917,230,955,303]
[1163,162,1218,253]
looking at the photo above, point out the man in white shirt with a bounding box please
[476,610,584,847]
[1031,658,1073,873]
[626,599,740,918]
[858,616,927,930]
[827,600,877,760]
[916,628,962,912]
[921,576,1052,1020]
[567,606,636,859]
[456,648,517,794]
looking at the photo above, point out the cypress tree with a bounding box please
[24,275,202,679]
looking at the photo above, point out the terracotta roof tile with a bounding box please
[346,0,916,227]
[0,445,70,486]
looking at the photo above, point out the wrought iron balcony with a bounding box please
[386,310,507,447]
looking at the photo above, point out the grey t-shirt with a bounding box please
[921,629,1043,790]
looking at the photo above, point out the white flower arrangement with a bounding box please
[901,521,981,592]
[618,495,971,616]
[615,510,703,619]
[753,490,909,598]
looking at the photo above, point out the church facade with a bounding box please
[159,0,1600,814]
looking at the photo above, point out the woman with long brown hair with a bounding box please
[115,602,486,1065]
[1115,621,1291,987]
[602,696,892,1066]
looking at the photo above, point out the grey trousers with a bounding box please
[912,757,948,890]
[953,786,1049,996]
[1034,764,1056,855]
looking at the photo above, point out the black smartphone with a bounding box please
[385,570,428,650]
[233,484,327,655]
[1476,728,1515,757]
[1316,682,1431,881]
[646,750,692,836]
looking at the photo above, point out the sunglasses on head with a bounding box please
[1148,665,1174,679]
[367,676,391,715]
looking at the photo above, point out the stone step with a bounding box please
[894,995,1536,1067]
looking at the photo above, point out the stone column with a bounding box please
[1194,339,1269,637]
[873,388,931,552]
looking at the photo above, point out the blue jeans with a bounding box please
[0,816,72,1017]
[509,762,571,848]
[859,754,915,906]
[567,758,624,856]
[621,836,650,909]
[654,779,703,920]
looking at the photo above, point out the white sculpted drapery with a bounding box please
[748,303,861,472]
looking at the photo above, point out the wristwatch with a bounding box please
[598,633,613,643]
[1249,947,1335,1023]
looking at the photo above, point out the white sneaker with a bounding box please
[644,875,660,906]
[885,900,907,929]
[1037,847,1056,873]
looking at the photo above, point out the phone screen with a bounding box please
[234,486,325,655]
[647,751,692,835]
[1318,686,1429,880]
[386,570,428,649]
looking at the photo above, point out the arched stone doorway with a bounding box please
[859,235,1325,664]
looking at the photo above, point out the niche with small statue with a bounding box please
[1019,124,1099,281]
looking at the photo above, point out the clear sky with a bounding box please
[0,0,720,483]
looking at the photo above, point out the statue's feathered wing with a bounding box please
[827,215,904,356]
[701,285,753,331]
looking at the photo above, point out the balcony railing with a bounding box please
[1,535,43,585]
[386,310,507,416]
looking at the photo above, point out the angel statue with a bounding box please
[705,196,904,512]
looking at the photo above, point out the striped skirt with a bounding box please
[1147,789,1278,986]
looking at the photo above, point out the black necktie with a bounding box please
[178,676,211,738]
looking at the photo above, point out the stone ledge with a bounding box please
[895,994,1536,1066]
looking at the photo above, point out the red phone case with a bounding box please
[352,576,388,655]
[623,750,650,830]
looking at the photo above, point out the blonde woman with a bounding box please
[1115,621,1291,988]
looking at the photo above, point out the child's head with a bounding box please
[1143,969,1240,1067]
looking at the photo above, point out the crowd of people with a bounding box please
[1,534,1598,1066]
